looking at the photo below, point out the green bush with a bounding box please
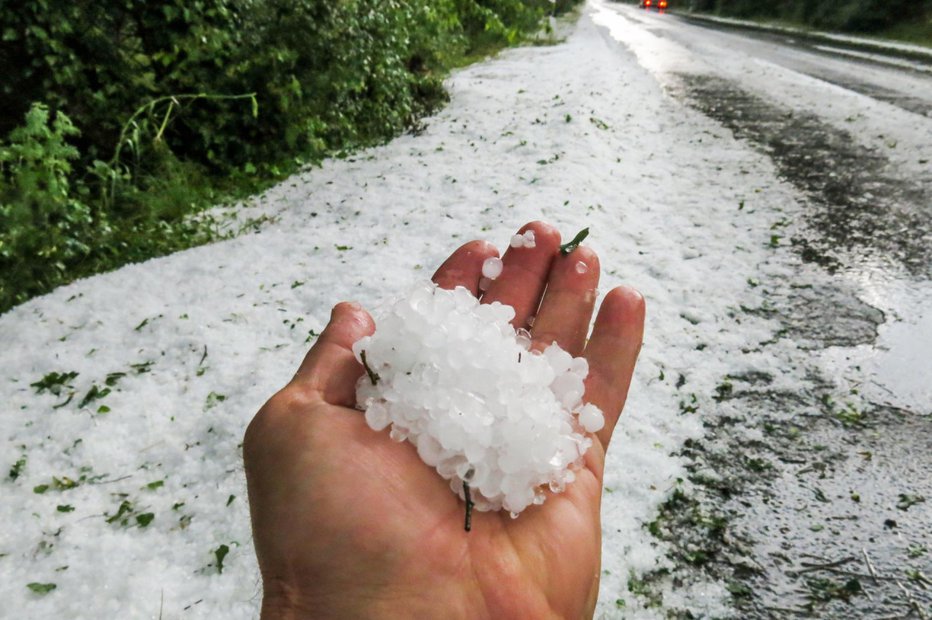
[696,0,931,34]
[0,0,583,313]
[0,104,96,307]
[0,102,222,310]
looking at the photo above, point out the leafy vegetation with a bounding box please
[559,227,590,255]
[1,0,582,313]
[33,476,80,494]
[29,371,78,396]
[26,582,57,595]
[685,0,932,40]
[9,456,26,481]
[104,498,155,528]
[214,544,231,574]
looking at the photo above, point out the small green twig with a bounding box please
[360,350,380,386]
[154,99,176,143]
[560,227,589,255]
[463,481,474,532]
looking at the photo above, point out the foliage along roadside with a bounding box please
[0,0,582,314]
[682,0,932,42]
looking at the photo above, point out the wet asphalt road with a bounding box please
[597,3,932,617]
[670,13,932,119]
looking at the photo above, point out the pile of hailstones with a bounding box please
[352,274,604,516]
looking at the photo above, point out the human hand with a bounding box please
[244,221,645,619]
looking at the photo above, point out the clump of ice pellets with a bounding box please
[510,230,536,248]
[353,282,605,515]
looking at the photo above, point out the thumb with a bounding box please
[292,301,375,407]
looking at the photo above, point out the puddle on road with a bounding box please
[744,281,885,349]
[859,309,932,411]
[821,279,932,415]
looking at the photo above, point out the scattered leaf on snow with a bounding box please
[27,582,56,595]
[214,544,230,574]
[30,372,78,396]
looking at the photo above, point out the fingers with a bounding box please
[432,240,499,296]
[480,221,561,328]
[530,247,600,356]
[292,302,375,407]
[581,286,646,449]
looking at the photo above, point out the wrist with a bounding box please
[260,597,302,620]
[260,585,304,620]
[259,576,486,619]
[260,578,323,620]
[259,579,393,620]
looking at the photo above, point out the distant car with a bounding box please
[638,0,669,9]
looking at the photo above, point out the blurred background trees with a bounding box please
[684,0,931,33]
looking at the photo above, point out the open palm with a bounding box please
[244,222,645,619]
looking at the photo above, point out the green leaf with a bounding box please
[56,505,75,513]
[52,476,78,490]
[104,372,126,387]
[77,384,111,409]
[30,371,78,396]
[105,500,134,524]
[27,582,56,594]
[9,457,26,481]
[34,484,49,494]
[205,392,227,409]
[214,544,230,573]
[589,117,610,130]
[136,513,155,527]
[146,480,164,490]
[897,494,926,511]
[559,228,589,256]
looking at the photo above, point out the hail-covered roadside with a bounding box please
[0,10,783,620]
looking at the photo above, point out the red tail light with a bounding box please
[645,0,652,5]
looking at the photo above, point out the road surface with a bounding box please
[594,2,932,617]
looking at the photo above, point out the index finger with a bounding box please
[432,240,499,296]
[480,221,561,328]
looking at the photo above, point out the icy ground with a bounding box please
[2,2,928,618]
